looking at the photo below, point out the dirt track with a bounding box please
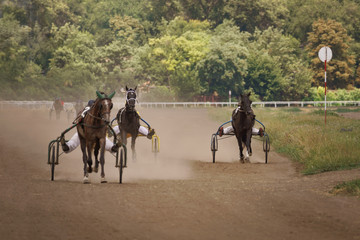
[0,107,360,240]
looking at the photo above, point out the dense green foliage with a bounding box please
[1,0,360,101]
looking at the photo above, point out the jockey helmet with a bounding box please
[87,100,95,106]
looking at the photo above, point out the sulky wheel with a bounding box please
[211,134,218,163]
[152,136,159,159]
[50,145,56,181]
[153,137,158,152]
[119,148,124,184]
[263,134,270,164]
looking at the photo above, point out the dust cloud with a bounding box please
[0,105,266,183]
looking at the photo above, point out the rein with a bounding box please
[81,122,108,129]
[82,99,111,128]
[87,111,111,121]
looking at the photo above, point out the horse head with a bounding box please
[239,92,253,115]
[125,86,137,110]
[95,90,115,124]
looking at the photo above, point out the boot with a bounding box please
[258,127,264,137]
[147,128,155,139]
[218,127,224,137]
[60,137,69,152]
[111,141,122,153]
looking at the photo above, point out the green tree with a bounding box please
[197,20,249,99]
[146,0,182,23]
[179,0,226,26]
[307,19,355,89]
[286,0,360,43]
[245,51,285,101]
[134,17,211,100]
[248,27,312,100]
[223,0,289,33]
[109,15,146,46]
[0,15,31,99]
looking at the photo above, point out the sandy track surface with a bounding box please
[0,107,359,240]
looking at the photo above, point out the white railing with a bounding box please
[0,100,359,110]
[137,101,360,108]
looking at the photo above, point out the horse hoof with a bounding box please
[87,166,92,173]
[83,176,90,184]
[240,157,245,164]
[94,167,98,173]
[245,157,250,163]
[101,178,107,183]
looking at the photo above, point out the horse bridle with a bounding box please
[126,89,137,103]
[85,99,112,126]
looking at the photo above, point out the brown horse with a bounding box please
[51,98,64,120]
[232,92,255,163]
[77,91,115,183]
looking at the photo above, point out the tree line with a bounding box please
[0,0,360,101]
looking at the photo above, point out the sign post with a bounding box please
[318,46,332,125]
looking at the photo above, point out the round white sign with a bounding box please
[318,46,332,62]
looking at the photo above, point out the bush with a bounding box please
[304,87,360,101]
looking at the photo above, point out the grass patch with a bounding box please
[281,107,302,112]
[331,179,360,197]
[311,109,338,116]
[208,107,360,175]
[334,107,360,113]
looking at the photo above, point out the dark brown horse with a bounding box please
[232,92,255,163]
[77,91,115,183]
[116,86,140,161]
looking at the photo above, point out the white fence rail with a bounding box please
[138,101,360,108]
[1,100,360,110]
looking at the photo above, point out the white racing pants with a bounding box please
[223,126,260,135]
[65,125,149,153]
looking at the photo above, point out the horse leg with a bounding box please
[249,137,253,156]
[236,134,245,163]
[99,138,107,183]
[121,131,128,155]
[244,131,251,163]
[80,139,89,183]
[86,142,93,173]
[121,131,127,147]
[131,135,137,162]
[94,141,99,173]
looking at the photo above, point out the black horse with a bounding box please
[77,91,115,183]
[116,86,140,160]
[232,92,255,163]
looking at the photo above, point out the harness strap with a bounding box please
[117,107,126,124]
[117,107,140,124]
[235,106,244,114]
[81,122,107,129]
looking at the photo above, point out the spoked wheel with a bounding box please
[50,145,56,181]
[117,148,124,184]
[263,134,270,164]
[211,134,218,163]
[152,136,159,159]
[153,137,158,159]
